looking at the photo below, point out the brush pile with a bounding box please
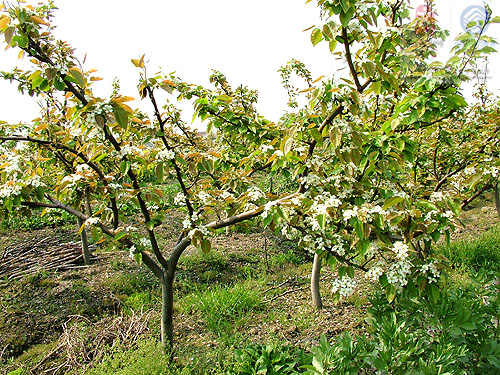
[0,236,94,280]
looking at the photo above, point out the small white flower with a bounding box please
[156,149,175,161]
[343,208,358,221]
[174,192,185,205]
[260,144,274,153]
[392,241,409,260]
[85,217,100,227]
[331,275,357,297]
[247,186,264,201]
[128,245,137,259]
[365,265,385,281]
[139,237,151,248]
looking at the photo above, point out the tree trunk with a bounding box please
[311,253,323,310]
[161,270,175,355]
[494,183,500,220]
[77,217,91,266]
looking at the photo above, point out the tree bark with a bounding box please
[495,183,500,219]
[77,217,91,266]
[311,253,323,310]
[161,271,175,353]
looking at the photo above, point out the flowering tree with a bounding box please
[0,0,498,352]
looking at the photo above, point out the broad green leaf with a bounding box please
[113,231,126,241]
[68,67,86,87]
[113,105,129,129]
[120,160,130,174]
[134,252,143,265]
[383,196,403,210]
[155,163,164,182]
[311,28,323,46]
[310,127,323,145]
[201,239,211,254]
[386,284,396,302]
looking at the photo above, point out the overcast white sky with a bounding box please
[0,0,498,125]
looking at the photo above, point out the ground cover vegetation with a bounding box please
[0,0,499,373]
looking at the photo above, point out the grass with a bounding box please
[436,224,500,271]
[181,282,263,334]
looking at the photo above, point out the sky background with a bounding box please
[0,0,498,125]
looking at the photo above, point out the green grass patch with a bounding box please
[437,224,500,271]
[84,338,184,375]
[181,282,263,334]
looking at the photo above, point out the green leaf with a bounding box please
[155,163,164,182]
[120,160,130,174]
[317,214,326,230]
[146,221,154,230]
[13,34,28,48]
[113,105,129,129]
[311,28,323,46]
[263,213,273,227]
[430,284,440,304]
[379,273,388,287]
[386,284,396,302]
[329,39,338,53]
[201,239,211,254]
[329,126,342,149]
[68,67,86,87]
[310,127,323,146]
[53,78,65,91]
[339,8,354,27]
[113,231,126,241]
[383,196,403,210]
[134,252,142,265]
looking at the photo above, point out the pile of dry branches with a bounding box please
[28,311,155,374]
[0,236,93,280]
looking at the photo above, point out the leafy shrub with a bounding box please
[232,343,309,375]
[231,271,500,374]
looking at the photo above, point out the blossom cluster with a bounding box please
[386,259,412,288]
[247,186,264,201]
[421,262,440,283]
[331,275,357,298]
[156,149,175,161]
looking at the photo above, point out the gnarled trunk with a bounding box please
[311,253,323,310]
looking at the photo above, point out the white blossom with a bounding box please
[247,186,264,201]
[331,275,357,297]
[120,145,144,157]
[343,207,358,221]
[128,245,137,259]
[386,260,412,287]
[365,264,385,281]
[174,192,185,205]
[421,262,440,283]
[156,149,175,161]
[392,241,409,260]
[139,237,151,248]
[85,217,100,227]
[0,182,22,198]
[198,191,211,205]
[260,144,274,153]
[430,191,446,202]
